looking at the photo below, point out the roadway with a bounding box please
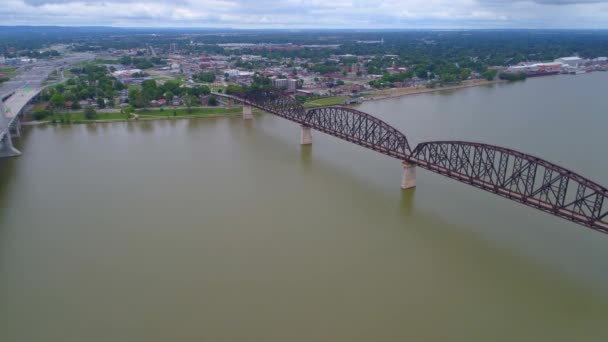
[0,52,94,96]
[1,52,95,147]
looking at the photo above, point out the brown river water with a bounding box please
[1,73,608,341]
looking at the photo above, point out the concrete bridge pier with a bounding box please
[10,118,21,138]
[243,105,253,120]
[0,132,21,158]
[401,161,416,189]
[300,125,312,145]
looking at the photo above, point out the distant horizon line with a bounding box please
[1,25,608,31]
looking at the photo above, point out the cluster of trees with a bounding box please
[119,56,165,69]
[232,58,271,71]
[0,48,60,60]
[482,69,499,81]
[368,71,415,88]
[193,71,216,83]
[127,79,211,108]
[224,73,274,95]
[38,64,124,111]
[368,67,476,88]
[308,61,340,75]
[6,27,608,64]
[499,72,528,81]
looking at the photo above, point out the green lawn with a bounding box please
[0,67,18,78]
[48,106,243,123]
[303,96,348,108]
[51,111,130,122]
[136,107,242,118]
[93,59,120,65]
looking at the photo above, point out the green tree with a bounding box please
[141,80,159,102]
[128,88,146,108]
[499,72,527,82]
[49,93,66,108]
[482,69,498,81]
[225,85,244,95]
[195,71,216,83]
[84,106,97,120]
[184,95,194,113]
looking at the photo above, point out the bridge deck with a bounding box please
[3,88,40,119]
[215,91,608,235]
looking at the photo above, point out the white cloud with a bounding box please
[1,0,608,28]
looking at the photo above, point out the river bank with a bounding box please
[23,106,245,125]
[361,79,505,102]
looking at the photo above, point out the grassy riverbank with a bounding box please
[43,106,243,124]
[136,107,242,118]
[361,79,503,101]
[303,96,348,108]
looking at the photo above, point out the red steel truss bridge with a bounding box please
[215,89,608,234]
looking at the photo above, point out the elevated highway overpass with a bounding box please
[0,88,41,158]
[0,52,93,158]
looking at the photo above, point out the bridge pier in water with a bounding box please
[243,105,253,120]
[401,161,416,189]
[300,125,312,145]
[10,118,21,138]
[0,132,21,158]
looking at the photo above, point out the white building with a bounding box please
[555,57,583,67]
[287,79,298,93]
[507,62,563,73]
[272,78,288,89]
[271,78,298,92]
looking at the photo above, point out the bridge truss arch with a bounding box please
[223,88,306,120]
[216,90,411,158]
[411,141,608,233]
[303,106,411,159]
[215,90,608,234]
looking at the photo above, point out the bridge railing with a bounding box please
[215,90,608,235]
[411,141,608,233]
[304,106,411,159]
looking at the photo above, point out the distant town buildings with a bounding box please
[287,79,298,93]
[505,56,607,76]
[272,78,288,89]
[271,78,298,93]
[555,57,583,67]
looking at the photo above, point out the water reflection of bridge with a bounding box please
[0,88,41,157]
[216,89,608,234]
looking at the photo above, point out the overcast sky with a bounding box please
[2,0,608,29]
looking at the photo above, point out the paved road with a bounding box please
[1,52,95,141]
[0,52,94,98]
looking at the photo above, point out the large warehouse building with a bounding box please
[555,56,583,67]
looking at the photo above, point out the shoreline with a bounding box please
[22,80,505,126]
[360,79,506,102]
[23,111,244,126]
